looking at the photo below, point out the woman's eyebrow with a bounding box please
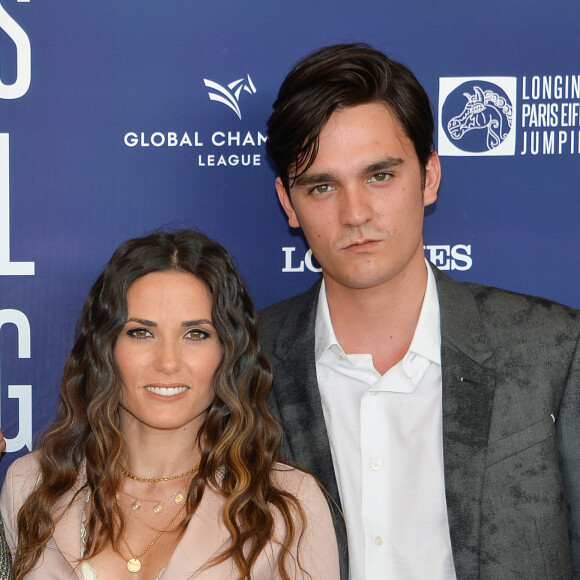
[182,319,213,327]
[126,317,157,327]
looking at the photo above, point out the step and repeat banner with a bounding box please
[1,1,579,475]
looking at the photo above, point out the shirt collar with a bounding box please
[315,260,441,367]
[315,279,340,364]
[409,261,441,366]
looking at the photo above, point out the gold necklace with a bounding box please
[116,489,186,515]
[113,502,185,573]
[121,464,199,483]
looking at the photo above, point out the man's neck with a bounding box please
[324,261,429,375]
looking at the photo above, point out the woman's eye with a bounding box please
[186,329,210,341]
[127,328,152,339]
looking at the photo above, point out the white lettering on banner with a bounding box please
[522,75,580,101]
[281,248,322,273]
[282,246,472,273]
[123,131,268,149]
[123,131,204,147]
[424,245,472,271]
[450,245,473,270]
[0,1,31,99]
[520,130,580,155]
[521,103,580,128]
[519,74,580,156]
[197,154,261,167]
[211,131,267,147]
[0,134,35,275]
[0,309,32,452]
[122,130,266,169]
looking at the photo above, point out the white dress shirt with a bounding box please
[315,262,456,580]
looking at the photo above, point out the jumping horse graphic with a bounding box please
[447,86,513,150]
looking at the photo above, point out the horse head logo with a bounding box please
[203,75,257,120]
[447,85,513,151]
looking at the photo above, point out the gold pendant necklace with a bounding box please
[116,489,186,515]
[113,502,185,573]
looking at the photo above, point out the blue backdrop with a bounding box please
[1,0,579,476]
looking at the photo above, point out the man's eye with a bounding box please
[127,328,152,339]
[368,173,389,183]
[310,184,332,195]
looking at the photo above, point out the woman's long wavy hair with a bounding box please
[13,230,307,579]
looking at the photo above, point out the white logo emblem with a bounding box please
[438,77,517,156]
[203,75,257,119]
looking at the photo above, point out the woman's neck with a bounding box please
[120,415,203,479]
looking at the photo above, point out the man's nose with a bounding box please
[339,186,373,227]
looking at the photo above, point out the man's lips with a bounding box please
[342,238,382,251]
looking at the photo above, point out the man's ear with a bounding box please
[423,151,441,207]
[276,177,301,228]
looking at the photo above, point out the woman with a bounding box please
[0,230,339,579]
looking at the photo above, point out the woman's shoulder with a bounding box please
[269,464,340,577]
[270,463,324,500]
[1,452,43,548]
[4,451,41,484]
[2,452,42,508]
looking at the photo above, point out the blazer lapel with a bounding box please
[51,483,87,578]
[267,281,349,576]
[435,267,497,578]
[269,281,339,501]
[162,486,234,579]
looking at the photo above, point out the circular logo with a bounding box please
[442,81,513,153]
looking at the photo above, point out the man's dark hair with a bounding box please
[266,43,434,192]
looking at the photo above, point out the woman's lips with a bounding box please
[145,385,189,397]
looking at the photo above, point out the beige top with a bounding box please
[1,452,340,579]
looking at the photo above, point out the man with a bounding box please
[259,43,579,579]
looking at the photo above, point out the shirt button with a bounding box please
[374,536,384,546]
[370,460,382,471]
[370,391,377,396]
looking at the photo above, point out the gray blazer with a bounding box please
[258,266,580,579]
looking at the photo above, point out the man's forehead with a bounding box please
[314,107,411,157]
[287,101,417,184]
[325,102,410,140]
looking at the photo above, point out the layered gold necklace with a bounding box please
[116,488,185,514]
[113,503,185,573]
[115,464,199,573]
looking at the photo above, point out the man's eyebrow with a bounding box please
[359,157,405,177]
[293,157,405,188]
[293,171,337,188]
